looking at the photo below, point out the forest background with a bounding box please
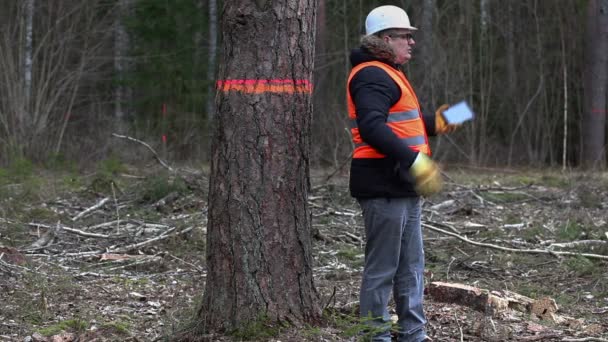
[1,1,608,340]
[1,0,607,170]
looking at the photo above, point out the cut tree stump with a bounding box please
[427,281,510,314]
[427,281,564,322]
[0,246,27,265]
[530,296,560,322]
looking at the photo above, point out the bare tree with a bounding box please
[582,0,608,168]
[192,0,320,336]
[416,0,435,114]
[0,0,115,162]
[24,0,35,113]
[114,0,133,135]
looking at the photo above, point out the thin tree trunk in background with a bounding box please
[24,0,34,115]
[14,0,36,149]
[464,0,477,165]
[342,0,349,79]
[480,0,489,30]
[314,0,326,100]
[196,0,319,334]
[477,0,490,164]
[206,0,218,122]
[506,2,517,96]
[312,0,333,165]
[417,0,434,114]
[506,1,517,138]
[561,22,568,170]
[582,0,608,168]
[114,0,132,134]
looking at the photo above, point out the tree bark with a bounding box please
[198,0,320,334]
[582,0,608,168]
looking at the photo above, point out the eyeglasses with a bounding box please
[390,33,414,41]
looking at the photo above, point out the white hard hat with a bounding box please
[365,5,417,36]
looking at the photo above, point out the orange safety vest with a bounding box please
[347,61,430,158]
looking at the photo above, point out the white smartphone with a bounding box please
[442,101,475,124]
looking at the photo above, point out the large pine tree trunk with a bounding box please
[582,0,608,168]
[197,0,319,333]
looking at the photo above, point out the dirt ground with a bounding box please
[1,163,607,341]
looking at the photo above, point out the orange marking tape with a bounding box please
[217,79,313,94]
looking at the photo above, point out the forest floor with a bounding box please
[1,160,607,341]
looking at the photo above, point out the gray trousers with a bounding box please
[358,197,426,342]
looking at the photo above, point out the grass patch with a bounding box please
[539,174,571,188]
[37,319,89,336]
[102,320,131,334]
[557,221,585,241]
[564,255,602,277]
[521,225,547,242]
[98,156,128,177]
[514,281,553,299]
[0,158,34,184]
[336,245,364,268]
[229,314,286,341]
[87,156,129,195]
[553,292,578,307]
[43,154,79,175]
[10,269,79,327]
[578,189,602,209]
[323,308,395,341]
[110,276,150,291]
[139,174,187,203]
[301,324,323,339]
[163,229,206,258]
[25,207,60,222]
[482,191,529,203]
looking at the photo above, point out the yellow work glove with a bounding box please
[435,104,461,134]
[409,153,443,197]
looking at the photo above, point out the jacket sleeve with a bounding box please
[349,66,418,168]
[422,112,437,136]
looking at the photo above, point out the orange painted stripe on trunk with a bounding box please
[217,79,313,94]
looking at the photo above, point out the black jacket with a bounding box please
[348,39,436,198]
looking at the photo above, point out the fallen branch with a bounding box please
[88,220,129,230]
[562,338,608,342]
[102,255,164,272]
[59,226,193,257]
[28,222,111,239]
[548,240,608,250]
[422,223,608,260]
[112,133,174,172]
[469,190,496,206]
[517,334,561,341]
[87,220,169,232]
[166,253,204,272]
[28,228,55,249]
[60,225,111,239]
[72,197,110,221]
[343,231,362,243]
[0,256,31,275]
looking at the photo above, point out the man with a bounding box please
[347,5,459,342]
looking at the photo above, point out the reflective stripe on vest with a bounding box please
[348,108,421,129]
[347,61,430,158]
